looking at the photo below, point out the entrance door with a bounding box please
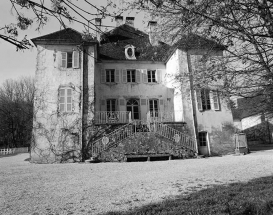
[198,132,210,156]
[126,99,140,120]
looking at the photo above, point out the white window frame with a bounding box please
[198,132,207,146]
[61,51,79,69]
[196,89,220,111]
[201,89,211,110]
[149,99,159,117]
[59,87,73,113]
[106,69,115,83]
[147,70,156,83]
[127,69,136,83]
[106,99,117,112]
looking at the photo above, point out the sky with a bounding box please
[0,0,147,85]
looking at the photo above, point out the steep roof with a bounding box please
[99,24,172,61]
[175,34,226,51]
[99,25,225,62]
[100,24,148,44]
[99,37,172,61]
[31,28,97,45]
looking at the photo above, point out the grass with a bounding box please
[103,176,273,215]
[0,153,23,158]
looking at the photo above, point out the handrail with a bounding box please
[91,123,134,156]
[95,111,131,124]
[150,121,197,153]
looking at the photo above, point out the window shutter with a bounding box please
[156,69,163,83]
[100,99,106,111]
[159,99,164,111]
[72,51,79,68]
[116,99,119,109]
[196,90,203,111]
[66,89,72,112]
[122,69,127,83]
[141,99,147,106]
[142,69,148,83]
[101,69,106,83]
[212,91,220,110]
[61,52,66,68]
[136,69,141,83]
[119,99,125,106]
[115,69,120,83]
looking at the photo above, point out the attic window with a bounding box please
[125,45,136,60]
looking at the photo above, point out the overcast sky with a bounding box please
[0,0,146,85]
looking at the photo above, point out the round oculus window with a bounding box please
[127,47,133,57]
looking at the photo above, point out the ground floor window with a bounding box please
[106,99,116,112]
[198,132,207,146]
[149,99,159,117]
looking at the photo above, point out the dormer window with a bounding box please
[125,45,136,60]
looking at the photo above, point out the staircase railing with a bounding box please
[91,123,135,156]
[149,121,197,153]
[90,121,197,157]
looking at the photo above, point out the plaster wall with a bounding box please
[95,61,175,121]
[165,50,185,122]
[31,44,95,163]
[166,49,235,155]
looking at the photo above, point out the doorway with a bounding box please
[126,99,140,120]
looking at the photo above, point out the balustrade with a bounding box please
[95,111,179,124]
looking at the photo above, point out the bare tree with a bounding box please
[2,0,119,50]
[128,0,273,118]
[0,77,35,148]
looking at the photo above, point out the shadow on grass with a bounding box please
[0,153,29,159]
[249,144,273,152]
[103,176,273,215]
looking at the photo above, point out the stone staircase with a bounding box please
[90,121,197,161]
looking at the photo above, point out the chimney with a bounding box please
[148,21,159,46]
[115,15,123,27]
[125,17,135,27]
[95,18,102,42]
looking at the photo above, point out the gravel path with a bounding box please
[1,150,273,215]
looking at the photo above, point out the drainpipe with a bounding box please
[82,45,89,162]
[186,51,199,155]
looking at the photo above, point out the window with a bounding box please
[59,88,72,112]
[61,51,79,68]
[196,89,220,111]
[149,99,159,117]
[127,69,136,82]
[106,69,115,83]
[126,99,139,120]
[106,99,116,112]
[201,89,211,110]
[198,132,207,146]
[148,70,156,83]
[101,69,120,83]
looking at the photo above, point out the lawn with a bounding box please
[104,176,273,215]
[1,149,273,215]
